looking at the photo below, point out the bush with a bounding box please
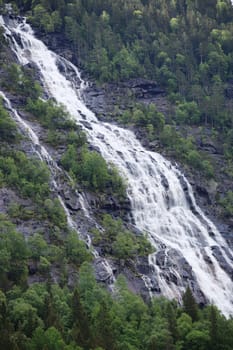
[220,191,233,217]
[93,214,154,261]
[65,231,92,266]
[0,214,29,287]
[61,145,126,196]
[42,198,67,229]
[175,101,201,125]
[0,99,19,142]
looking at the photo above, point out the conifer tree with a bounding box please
[182,286,199,322]
[71,288,92,349]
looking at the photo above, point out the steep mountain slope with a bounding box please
[0,2,233,350]
[1,12,233,314]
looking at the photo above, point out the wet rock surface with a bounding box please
[1,16,233,306]
[82,78,171,122]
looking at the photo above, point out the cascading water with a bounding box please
[0,89,115,284]
[1,16,233,315]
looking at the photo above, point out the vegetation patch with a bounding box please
[92,214,154,262]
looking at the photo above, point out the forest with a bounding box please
[5,0,232,215]
[0,0,233,349]
[0,73,232,350]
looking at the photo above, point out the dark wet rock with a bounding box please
[169,272,178,284]
[148,139,160,150]
[146,248,206,303]
[89,144,101,153]
[156,250,167,267]
[94,257,114,283]
[98,194,131,221]
[101,196,121,211]
[136,257,151,275]
[82,78,171,123]
[203,253,213,265]
[66,198,82,211]
[150,276,161,293]
[56,59,66,73]
[80,120,93,130]
[161,174,169,190]
[200,140,218,154]
[190,282,206,306]
[179,175,189,192]
[122,264,151,300]
[0,188,17,214]
[122,78,165,98]
[211,246,233,277]
[196,185,210,200]
[85,192,99,208]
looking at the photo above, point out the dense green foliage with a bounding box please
[61,144,126,195]
[10,0,233,129]
[0,44,126,198]
[0,97,20,142]
[0,252,233,350]
[1,0,232,209]
[1,102,231,349]
[0,149,50,200]
[7,0,232,203]
[0,2,233,349]
[26,98,74,131]
[25,94,126,197]
[0,103,92,277]
[1,99,232,350]
[119,103,214,177]
[2,63,42,99]
[92,214,154,261]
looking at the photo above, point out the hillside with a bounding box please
[12,0,233,228]
[0,1,233,349]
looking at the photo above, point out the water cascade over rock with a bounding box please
[1,16,233,315]
[0,89,115,285]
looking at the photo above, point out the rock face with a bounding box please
[2,17,233,307]
[82,78,171,122]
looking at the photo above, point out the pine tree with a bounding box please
[209,305,218,350]
[182,286,199,322]
[165,302,178,341]
[71,288,92,349]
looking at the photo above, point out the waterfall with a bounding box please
[1,16,233,315]
[0,90,115,284]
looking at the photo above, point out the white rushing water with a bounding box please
[1,16,233,315]
[0,89,115,283]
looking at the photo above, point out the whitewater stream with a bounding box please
[1,16,233,315]
[0,90,115,284]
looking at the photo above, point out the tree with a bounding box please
[208,305,218,350]
[182,286,199,322]
[185,329,210,350]
[0,215,29,288]
[113,47,140,80]
[72,288,91,348]
[177,312,192,339]
[112,231,138,261]
[0,100,19,142]
[165,302,178,341]
[65,231,92,266]
[43,198,67,228]
[175,101,201,125]
[29,327,66,350]
[80,149,110,191]
[9,298,42,337]
[28,233,48,260]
